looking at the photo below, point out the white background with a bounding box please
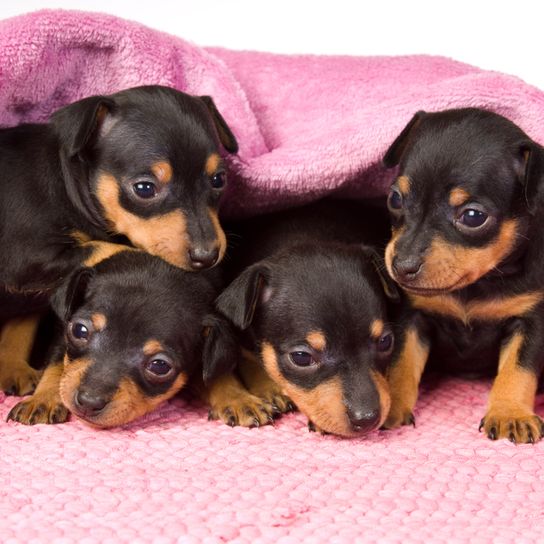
[2,0,544,90]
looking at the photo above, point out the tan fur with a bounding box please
[387,220,518,291]
[262,342,357,437]
[370,370,392,428]
[208,207,227,264]
[448,187,471,207]
[151,161,173,184]
[397,175,410,195]
[60,354,187,427]
[143,339,164,356]
[409,291,543,326]
[95,173,190,268]
[91,313,107,332]
[205,372,276,427]
[384,226,406,279]
[384,327,429,429]
[205,153,221,176]
[238,349,292,414]
[370,319,384,339]
[8,360,68,425]
[83,241,135,267]
[481,333,542,442]
[0,315,42,395]
[306,331,327,351]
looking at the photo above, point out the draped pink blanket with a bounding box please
[1,10,544,216]
[2,9,544,543]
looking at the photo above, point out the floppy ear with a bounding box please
[200,96,239,154]
[361,246,400,303]
[201,314,241,383]
[50,95,116,158]
[215,264,270,330]
[51,268,94,321]
[383,111,427,168]
[519,141,544,215]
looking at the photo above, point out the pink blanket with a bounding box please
[2,10,544,217]
[2,380,544,542]
[2,9,544,542]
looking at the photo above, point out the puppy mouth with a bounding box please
[398,275,469,296]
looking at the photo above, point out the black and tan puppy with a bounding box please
[0,85,237,394]
[7,250,220,427]
[382,108,544,443]
[202,200,399,437]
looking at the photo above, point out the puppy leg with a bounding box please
[7,360,69,425]
[238,349,295,416]
[0,316,42,395]
[480,331,543,443]
[204,372,277,428]
[383,326,430,429]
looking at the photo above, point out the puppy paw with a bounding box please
[249,383,295,417]
[382,408,416,430]
[208,392,276,428]
[0,361,42,396]
[479,408,544,443]
[7,394,69,425]
[308,420,330,435]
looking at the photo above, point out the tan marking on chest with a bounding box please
[409,291,543,325]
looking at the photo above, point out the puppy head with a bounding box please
[204,244,398,437]
[51,86,238,271]
[383,108,541,294]
[51,251,218,428]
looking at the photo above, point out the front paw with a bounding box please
[0,361,42,396]
[382,407,416,430]
[479,407,544,443]
[249,383,295,417]
[7,395,69,425]
[208,393,276,428]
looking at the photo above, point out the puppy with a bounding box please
[7,250,221,427]
[0,85,237,394]
[382,108,544,443]
[202,200,399,437]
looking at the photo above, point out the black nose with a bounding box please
[74,390,108,416]
[348,408,380,433]
[392,255,422,282]
[188,247,219,270]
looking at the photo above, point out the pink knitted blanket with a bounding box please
[2,10,544,217]
[2,10,544,542]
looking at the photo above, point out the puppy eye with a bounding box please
[210,172,226,189]
[376,332,394,354]
[143,355,175,383]
[68,321,92,345]
[289,351,317,367]
[133,181,157,199]
[387,189,403,211]
[458,208,488,228]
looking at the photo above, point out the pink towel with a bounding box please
[2,10,544,216]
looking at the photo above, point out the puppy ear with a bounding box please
[519,142,544,214]
[362,246,400,303]
[383,111,426,168]
[202,314,241,383]
[215,264,270,330]
[200,96,239,154]
[50,95,116,158]
[51,268,94,321]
